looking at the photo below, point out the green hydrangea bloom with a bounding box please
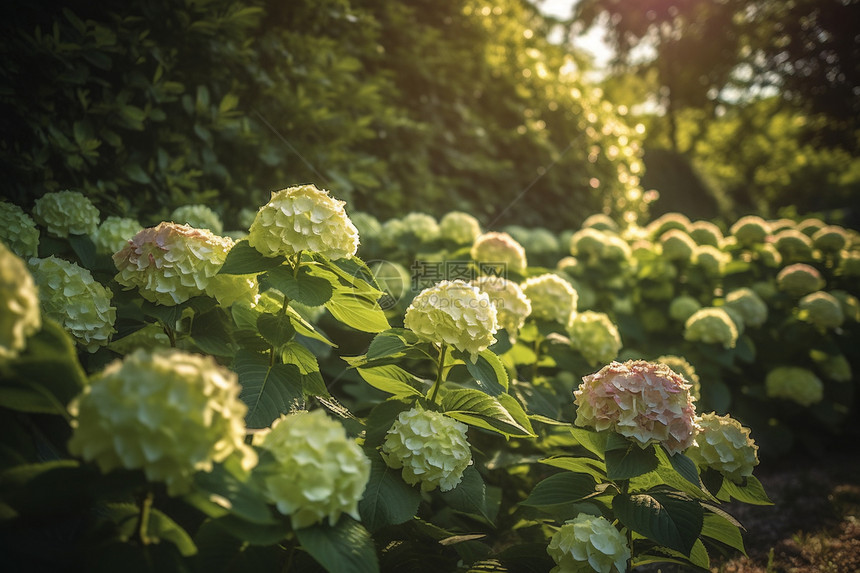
[382,407,472,492]
[524,228,561,255]
[581,213,619,233]
[688,220,723,247]
[68,349,256,495]
[569,227,607,258]
[776,263,825,297]
[768,218,796,233]
[684,307,738,349]
[798,291,844,329]
[546,513,630,573]
[567,311,622,366]
[471,276,531,341]
[646,212,690,239]
[603,234,632,261]
[92,216,142,255]
[669,296,702,322]
[758,243,783,267]
[830,290,860,321]
[248,185,359,259]
[810,350,852,382]
[521,274,578,324]
[108,323,170,355]
[659,229,696,262]
[811,225,848,253]
[439,211,482,245]
[836,250,860,277]
[114,223,234,305]
[471,232,527,274]
[730,215,771,246]
[380,218,406,248]
[797,217,826,237]
[170,204,224,234]
[693,245,729,276]
[400,212,440,243]
[29,256,115,352]
[686,413,759,484]
[765,366,823,406]
[350,212,383,244]
[32,190,99,238]
[655,355,701,402]
[773,229,814,263]
[0,242,41,362]
[0,202,40,258]
[725,287,768,328]
[556,256,580,276]
[256,410,370,529]
[404,280,497,361]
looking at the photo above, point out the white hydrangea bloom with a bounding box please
[684,307,738,349]
[798,291,844,329]
[113,223,234,305]
[646,212,690,239]
[810,350,852,382]
[68,349,256,495]
[688,220,723,247]
[170,204,224,234]
[669,296,702,322]
[776,263,825,297]
[547,513,630,573]
[686,413,759,484]
[725,287,768,328]
[812,225,848,253]
[730,215,771,246]
[521,274,577,324]
[92,216,142,255]
[247,185,359,259]
[29,256,115,352]
[0,242,41,362]
[581,213,619,233]
[659,229,696,262]
[32,190,100,237]
[773,229,814,263]
[471,276,531,341]
[0,202,40,258]
[693,245,730,276]
[404,280,497,361]
[382,408,472,492]
[765,366,823,406]
[398,212,440,243]
[256,410,370,529]
[471,232,527,274]
[567,311,622,366]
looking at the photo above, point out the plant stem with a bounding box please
[429,343,448,404]
[137,490,154,546]
[162,320,176,348]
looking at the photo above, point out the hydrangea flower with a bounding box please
[380,218,407,247]
[721,305,746,336]
[684,307,738,349]
[403,280,497,361]
[32,190,100,238]
[350,212,383,244]
[471,276,531,341]
[812,225,848,253]
[693,245,730,276]
[581,213,619,233]
[439,211,482,245]
[567,311,622,366]
[113,223,234,305]
[798,291,844,329]
[758,243,783,268]
[773,229,814,263]
[569,228,607,259]
[797,217,826,237]
[29,256,115,352]
[810,350,852,382]
[546,514,630,573]
[255,410,370,529]
[524,228,561,255]
[646,212,690,239]
[659,229,696,262]
[603,235,632,262]
[68,349,256,495]
[688,220,723,247]
[668,296,701,322]
[92,216,142,255]
[204,273,260,307]
[382,407,472,492]
[521,274,578,324]
[730,215,771,246]
[768,218,796,233]
[0,202,40,258]
[0,242,41,362]
[574,360,698,454]
[170,204,224,234]
[686,413,759,484]
[247,185,359,259]
[556,256,580,276]
[776,263,825,297]
[655,355,700,402]
[725,287,768,328]
[837,250,860,277]
[400,212,440,243]
[471,232,527,274]
[765,366,823,406]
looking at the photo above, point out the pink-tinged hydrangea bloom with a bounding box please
[471,231,527,274]
[113,222,234,305]
[686,412,759,484]
[574,360,698,454]
[547,513,630,573]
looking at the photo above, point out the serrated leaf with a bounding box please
[233,350,303,428]
[359,455,421,532]
[256,312,296,347]
[295,517,379,573]
[363,399,414,449]
[539,456,607,481]
[439,466,498,524]
[569,427,608,458]
[68,233,97,268]
[191,307,235,356]
[325,292,390,333]
[458,349,509,396]
[267,266,333,307]
[366,329,418,361]
[219,240,285,274]
[280,341,328,397]
[357,364,423,397]
[717,475,773,505]
[701,512,747,555]
[605,433,659,480]
[190,464,276,525]
[441,389,535,438]
[520,472,597,507]
[613,491,704,556]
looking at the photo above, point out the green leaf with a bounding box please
[68,233,97,268]
[457,349,509,396]
[633,538,710,570]
[441,389,536,438]
[701,512,747,556]
[140,300,184,327]
[366,329,418,361]
[662,449,700,487]
[280,341,329,397]
[219,240,285,274]
[358,455,421,532]
[267,266,333,307]
[569,427,608,458]
[295,517,379,573]
[256,312,296,347]
[496,393,535,437]
[286,305,336,347]
[363,399,414,449]
[539,456,607,481]
[439,466,499,524]
[604,433,659,480]
[325,292,390,333]
[357,364,423,397]
[233,350,304,428]
[613,491,704,556]
[189,464,276,525]
[520,472,598,507]
[717,475,773,505]
[191,307,235,356]
[320,256,384,296]
[133,505,198,556]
